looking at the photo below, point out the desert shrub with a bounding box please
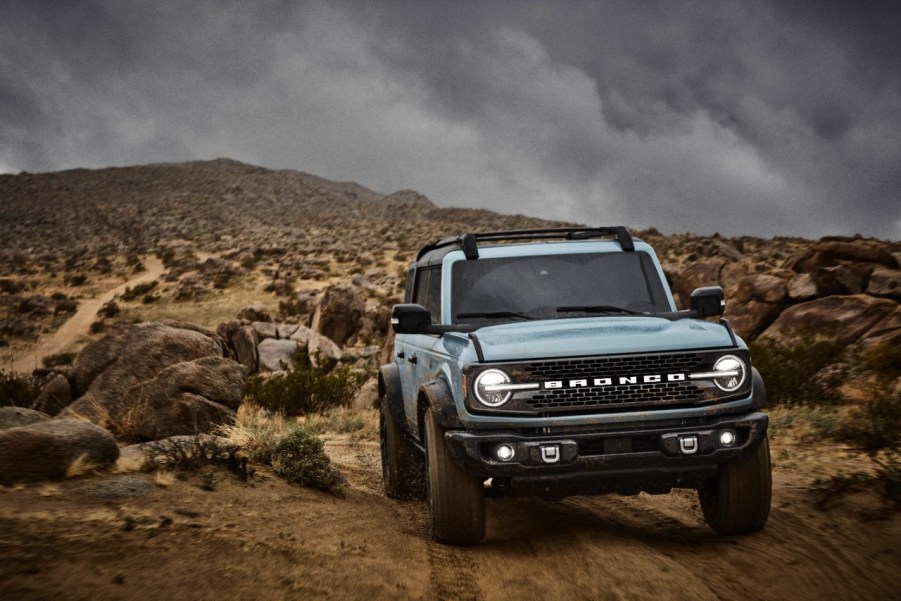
[222,408,343,495]
[858,343,901,382]
[835,382,901,502]
[66,273,88,286]
[750,337,847,406]
[97,300,120,318]
[90,320,106,333]
[0,278,26,294]
[0,369,42,407]
[121,280,158,302]
[141,435,249,479]
[42,352,76,368]
[269,427,344,494]
[244,353,366,415]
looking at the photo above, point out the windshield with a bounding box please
[451,251,671,324]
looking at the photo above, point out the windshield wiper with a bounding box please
[556,305,641,315]
[456,311,535,321]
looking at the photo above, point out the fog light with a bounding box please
[496,444,515,462]
[720,430,736,447]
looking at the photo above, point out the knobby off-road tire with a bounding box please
[699,435,772,535]
[380,400,425,500]
[425,407,485,545]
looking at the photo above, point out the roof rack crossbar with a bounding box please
[416,227,634,260]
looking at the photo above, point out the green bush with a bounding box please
[0,369,42,407]
[244,353,366,415]
[269,427,344,495]
[750,336,847,406]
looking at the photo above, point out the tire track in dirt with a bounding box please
[11,255,166,373]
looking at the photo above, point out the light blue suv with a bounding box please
[379,227,770,545]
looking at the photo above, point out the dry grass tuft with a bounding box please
[154,471,177,488]
[39,484,61,497]
[66,453,98,478]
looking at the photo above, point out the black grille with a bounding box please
[521,352,707,413]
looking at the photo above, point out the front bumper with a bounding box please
[445,411,768,498]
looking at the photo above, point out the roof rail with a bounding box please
[416,226,634,260]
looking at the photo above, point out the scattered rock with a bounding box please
[258,339,299,371]
[289,325,313,348]
[237,303,273,323]
[0,419,119,484]
[675,259,725,301]
[277,323,300,339]
[811,265,871,296]
[866,268,901,300]
[308,332,342,372]
[252,321,278,340]
[812,240,896,266]
[231,326,259,373]
[352,378,379,411]
[787,273,817,301]
[310,284,365,346]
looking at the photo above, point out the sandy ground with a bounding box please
[1,434,898,601]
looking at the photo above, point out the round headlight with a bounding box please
[473,369,513,407]
[712,355,747,392]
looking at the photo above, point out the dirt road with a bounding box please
[0,435,897,600]
[11,257,166,374]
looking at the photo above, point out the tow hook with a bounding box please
[679,436,699,455]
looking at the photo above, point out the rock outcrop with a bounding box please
[57,321,245,440]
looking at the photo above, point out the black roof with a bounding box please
[414,226,634,267]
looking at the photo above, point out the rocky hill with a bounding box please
[1,158,898,360]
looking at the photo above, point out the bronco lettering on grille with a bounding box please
[543,373,687,389]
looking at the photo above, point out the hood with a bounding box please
[471,317,736,362]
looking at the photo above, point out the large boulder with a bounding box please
[258,339,300,371]
[231,326,259,373]
[725,274,788,339]
[0,407,50,431]
[811,240,896,266]
[58,322,245,440]
[761,295,898,345]
[810,265,871,297]
[675,259,725,302]
[70,321,227,396]
[866,268,901,300]
[308,332,343,372]
[310,284,365,346]
[0,419,118,484]
[32,373,74,415]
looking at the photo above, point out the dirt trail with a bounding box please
[0,437,898,601]
[11,256,166,374]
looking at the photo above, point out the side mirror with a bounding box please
[391,304,431,334]
[689,286,725,317]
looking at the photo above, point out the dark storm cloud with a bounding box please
[1,1,898,239]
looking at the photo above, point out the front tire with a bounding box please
[424,407,485,545]
[380,400,424,500]
[699,435,772,535]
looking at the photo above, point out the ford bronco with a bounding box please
[378,227,771,545]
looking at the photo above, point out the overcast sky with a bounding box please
[1,1,899,239]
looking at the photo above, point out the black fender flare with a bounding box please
[417,378,464,435]
[378,363,406,428]
[750,366,767,410]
